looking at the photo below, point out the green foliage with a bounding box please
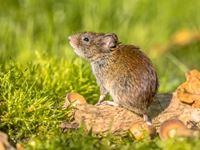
[0,0,200,149]
[26,130,162,150]
[0,54,98,142]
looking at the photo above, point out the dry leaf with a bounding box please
[176,70,200,108]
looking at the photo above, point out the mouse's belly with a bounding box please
[105,75,152,114]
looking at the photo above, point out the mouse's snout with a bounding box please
[68,34,79,49]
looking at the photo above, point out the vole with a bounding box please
[68,32,158,122]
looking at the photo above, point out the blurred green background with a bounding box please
[1,0,200,92]
[0,0,200,149]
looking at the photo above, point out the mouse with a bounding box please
[68,32,159,122]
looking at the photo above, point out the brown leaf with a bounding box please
[176,70,200,107]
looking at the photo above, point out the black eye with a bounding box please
[83,37,89,42]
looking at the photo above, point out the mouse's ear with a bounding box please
[102,33,118,49]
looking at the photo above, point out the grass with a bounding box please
[0,0,200,149]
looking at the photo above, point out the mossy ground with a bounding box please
[0,0,200,149]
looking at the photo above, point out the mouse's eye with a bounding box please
[83,37,89,42]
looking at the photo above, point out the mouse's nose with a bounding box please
[68,35,78,47]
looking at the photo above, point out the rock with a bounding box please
[61,92,200,136]
[61,70,200,136]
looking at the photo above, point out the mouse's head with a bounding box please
[68,32,119,61]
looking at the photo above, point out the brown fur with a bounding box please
[69,32,158,115]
